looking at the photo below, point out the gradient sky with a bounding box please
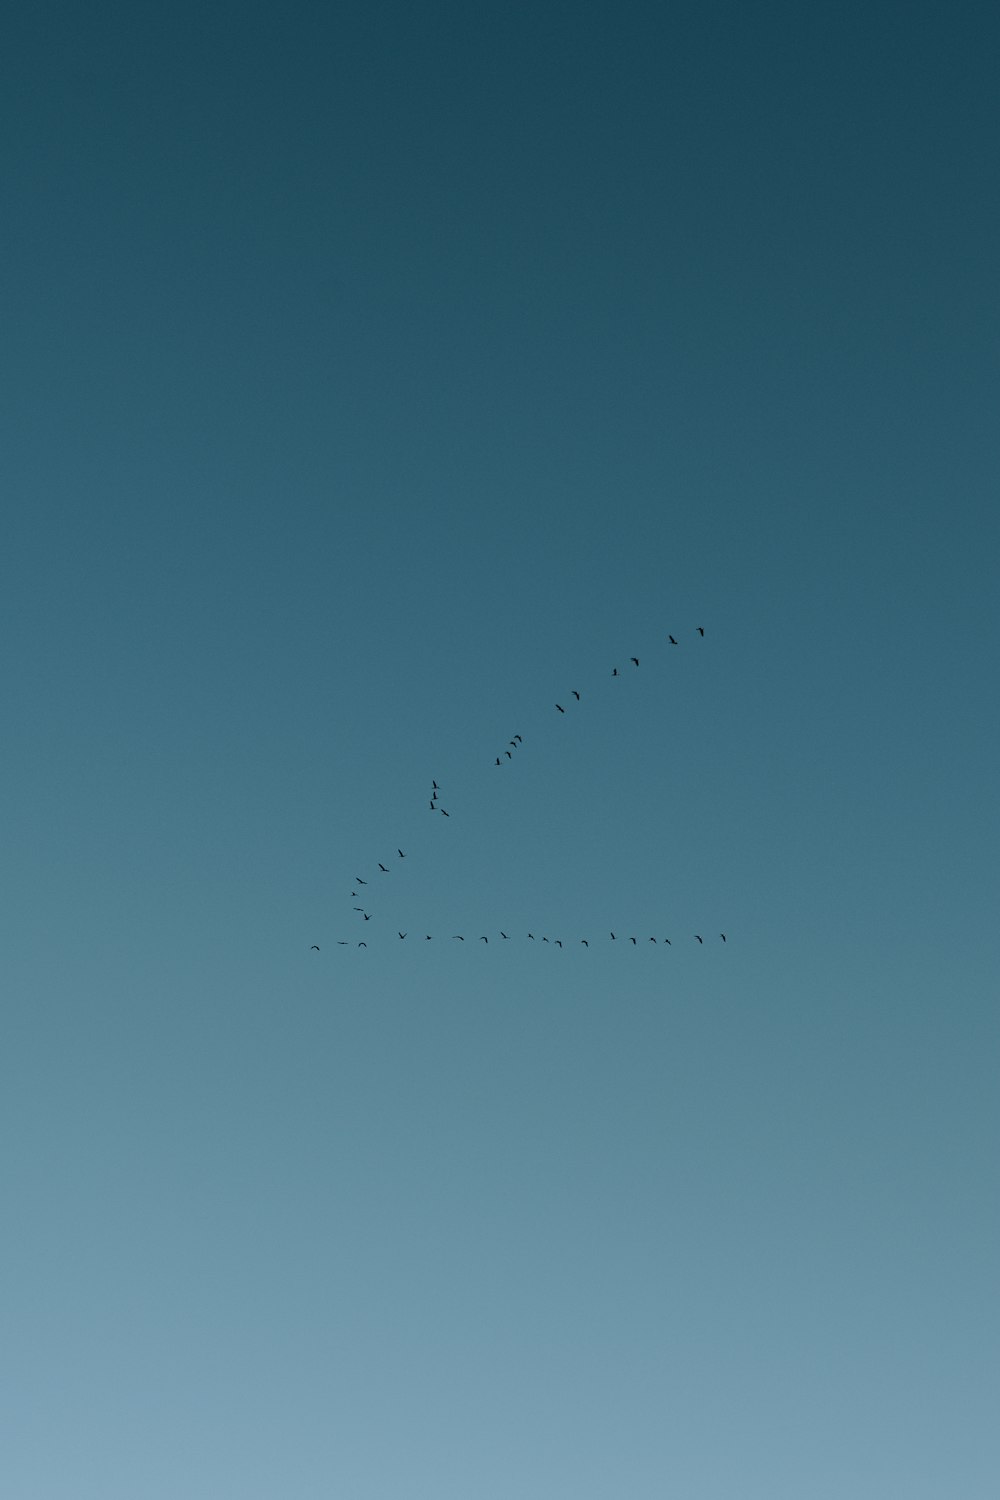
[2,2,998,1496]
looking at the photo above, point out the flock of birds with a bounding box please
[311,627,725,953]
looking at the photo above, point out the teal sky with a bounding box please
[3,3,998,1495]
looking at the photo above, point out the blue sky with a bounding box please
[2,2,998,1496]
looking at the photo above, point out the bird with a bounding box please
[513,735,522,743]
[668,635,678,645]
[425,935,432,940]
[310,945,320,951]
[581,939,589,946]
[453,935,464,940]
[364,913,371,921]
[555,939,563,948]
[500,931,509,939]
[630,936,637,944]
[356,877,367,885]
[337,941,348,946]
[631,657,639,666]
[379,863,389,873]
[556,703,565,712]
[542,936,549,943]
[509,740,518,748]
[496,758,501,766]
[527,932,535,940]
[398,932,407,939]
[720,933,727,942]
[697,627,704,636]
[505,750,512,758]
[649,937,657,943]
[440,808,449,816]
[610,931,616,939]
[479,935,488,943]
[695,934,703,943]
[572,690,580,700]
[398,849,406,858]
[612,667,619,676]
[432,789,438,799]
[358,941,367,948]
[663,938,671,945]
[353,907,365,912]
[432,781,439,789]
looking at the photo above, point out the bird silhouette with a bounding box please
[663,938,671,945]
[528,933,535,940]
[479,935,488,943]
[556,703,565,713]
[513,734,522,743]
[453,935,464,940]
[358,941,367,947]
[425,935,432,940]
[353,907,365,912]
[337,941,348,946]
[509,740,518,748]
[581,939,589,946]
[432,781,439,789]
[612,667,619,676]
[649,937,656,943]
[720,933,727,942]
[572,690,580,700]
[398,932,407,939]
[432,789,438,799]
[496,758,501,766]
[630,937,637,944]
[697,627,704,636]
[310,945,320,951]
[610,932,616,939]
[555,940,563,948]
[542,936,549,943]
[505,750,512,759]
[364,913,371,921]
[668,636,678,645]
[398,849,406,858]
[440,808,450,816]
[695,934,703,943]
[356,877,367,885]
[500,931,509,939]
[379,863,389,873]
[631,657,639,666]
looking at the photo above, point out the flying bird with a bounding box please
[649,937,657,943]
[668,636,678,645]
[356,877,367,885]
[432,781,439,789]
[631,657,639,666]
[398,932,407,939]
[528,932,535,940]
[581,939,588,946]
[556,703,565,713]
[695,934,703,943]
[509,741,518,748]
[430,800,436,809]
[479,935,488,943]
[364,913,370,921]
[425,935,432,940]
[542,936,549,943]
[500,931,509,939]
[310,945,320,951]
[513,735,522,743]
[630,937,637,944]
[572,690,580,700]
[398,850,406,858]
[505,750,512,758]
[663,938,671,945]
[440,808,450,816]
[496,758,501,766]
[452,935,464,941]
[353,907,365,912]
[697,627,704,636]
[358,941,367,947]
[337,941,348,946]
[610,932,616,939]
[720,933,727,942]
[555,940,563,948]
[379,863,389,872]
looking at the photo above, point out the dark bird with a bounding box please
[649,937,657,943]
[668,636,678,645]
[720,933,727,942]
[556,703,565,713]
[610,932,616,939]
[496,758,501,766]
[697,627,704,636]
[356,877,367,885]
[337,941,348,946]
[453,935,464,940]
[528,933,535,940]
[432,789,438,799]
[612,667,619,676]
[358,941,367,947]
[505,750,512,758]
[310,945,320,951]
[695,934,703,943]
[631,657,639,666]
[353,907,365,912]
[398,850,406,858]
[555,940,563,948]
[379,863,389,872]
[425,934,432,940]
[663,938,671,945]
[509,741,518,748]
[581,939,588,946]
[432,781,439,789]
[500,931,509,939]
[542,936,549,943]
[364,913,370,921]
[398,932,407,939]
[480,935,488,943]
[513,735,522,743]
[630,936,637,944]
[572,690,580,700]
[440,808,450,816]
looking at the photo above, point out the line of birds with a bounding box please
[320,626,712,950]
[311,932,726,950]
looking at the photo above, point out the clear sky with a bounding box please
[2,2,998,1496]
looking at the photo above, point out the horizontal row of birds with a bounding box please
[316,626,715,952]
[312,932,727,950]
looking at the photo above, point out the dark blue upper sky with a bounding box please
[2,3,998,1496]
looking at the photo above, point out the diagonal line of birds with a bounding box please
[314,627,725,952]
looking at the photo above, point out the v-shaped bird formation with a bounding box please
[311,627,727,953]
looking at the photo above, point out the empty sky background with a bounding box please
[2,2,998,1496]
